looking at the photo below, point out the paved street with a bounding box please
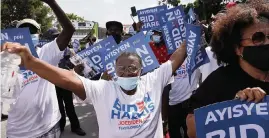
[1,102,99,138]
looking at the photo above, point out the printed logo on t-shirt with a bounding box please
[111,93,155,130]
[175,64,187,79]
[22,70,39,88]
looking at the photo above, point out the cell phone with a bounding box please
[131,6,137,17]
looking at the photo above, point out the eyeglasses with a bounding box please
[116,65,141,75]
[241,32,269,46]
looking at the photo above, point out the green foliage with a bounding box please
[66,13,85,22]
[168,0,248,21]
[1,0,54,33]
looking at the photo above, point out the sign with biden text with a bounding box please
[158,5,185,27]
[73,36,117,72]
[162,19,186,54]
[194,96,269,138]
[137,5,167,31]
[0,28,38,58]
[103,32,159,77]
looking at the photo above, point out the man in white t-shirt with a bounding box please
[168,60,201,138]
[4,40,187,138]
[6,0,75,137]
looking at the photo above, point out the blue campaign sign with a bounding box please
[158,5,185,27]
[37,40,50,47]
[75,36,117,72]
[72,39,80,53]
[185,23,202,83]
[190,47,210,73]
[162,19,185,54]
[195,96,269,138]
[0,28,38,58]
[185,8,197,24]
[137,5,167,31]
[103,32,159,77]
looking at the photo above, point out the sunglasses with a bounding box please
[241,32,269,46]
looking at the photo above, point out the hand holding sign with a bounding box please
[235,87,267,103]
[195,96,269,138]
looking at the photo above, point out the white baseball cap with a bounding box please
[16,19,41,30]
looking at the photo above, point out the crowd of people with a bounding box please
[1,0,269,138]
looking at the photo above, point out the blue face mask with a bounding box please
[31,34,39,47]
[115,76,139,91]
[152,35,161,43]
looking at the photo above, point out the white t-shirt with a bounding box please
[169,60,201,105]
[199,47,219,82]
[77,61,173,138]
[7,40,63,138]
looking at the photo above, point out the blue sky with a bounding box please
[56,0,195,27]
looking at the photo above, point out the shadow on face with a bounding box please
[115,54,142,78]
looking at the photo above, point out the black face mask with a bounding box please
[242,44,269,71]
[112,34,122,44]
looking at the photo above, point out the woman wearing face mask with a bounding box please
[2,38,187,138]
[149,29,171,64]
[186,1,269,138]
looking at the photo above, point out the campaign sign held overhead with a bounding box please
[185,8,197,24]
[185,23,202,83]
[1,28,38,58]
[162,19,185,54]
[158,5,185,27]
[73,36,117,72]
[191,47,210,73]
[103,32,159,77]
[195,96,269,138]
[137,5,167,31]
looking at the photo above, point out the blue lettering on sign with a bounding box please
[195,96,269,138]
[137,5,167,31]
[103,32,159,78]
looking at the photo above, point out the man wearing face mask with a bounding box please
[90,21,124,81]
[106,21,123,44]
[149,29,170,64]
[16,18,41,48]
[6,0,75,137]
[149,29,171,137]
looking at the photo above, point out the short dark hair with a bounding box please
[211,0,269,65]
[116,52,142,67]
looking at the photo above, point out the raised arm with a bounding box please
[169,41,187,73]
[42,0,75,51]
[2,42,86,100]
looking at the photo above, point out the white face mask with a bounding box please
[115,76,140,91]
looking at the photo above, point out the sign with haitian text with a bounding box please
[103,32,159,77]
[158,5,185,27]
[185,23,202,83]
[0,28,38,58]
[137,5,167,31]
[72,36,117,72]
[162,19,186,54]
[195,96,269,138]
